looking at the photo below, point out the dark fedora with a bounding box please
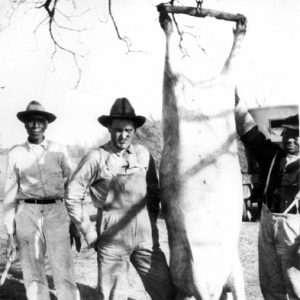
[17,101,56,123]
[281,114,299,131]
[98,98,146,128]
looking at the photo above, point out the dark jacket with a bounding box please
[241,126,300,213]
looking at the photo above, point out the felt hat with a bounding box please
[17,101,56,123]
[281,114,299,131]
[98,97,146,128]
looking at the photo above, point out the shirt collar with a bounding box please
[286,153,300,165]
[26,138,48,150]
[107,141,135,156]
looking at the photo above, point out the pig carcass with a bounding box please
[158,5,247,300]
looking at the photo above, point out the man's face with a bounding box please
[282,128,299,155]
[25,114,48,143]
[108,119,135,151]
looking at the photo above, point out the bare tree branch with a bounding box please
[2,0,148,88]
[56,7,91,21]
[157,2,247,89]
[0,1,18,32]
[171,12,188,57]
[53,19,90,32]
[72,53,82,89]
[164,1,207,58]
[71,0,76,10]
[36,0,90,88]
[181,26,207,54]
[106,0,145,54]
[108,0,131,52]
[40,0,56,18]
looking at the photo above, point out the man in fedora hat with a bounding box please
[65,97,175,299]
[3,100,80,300]
[235,95,300,300]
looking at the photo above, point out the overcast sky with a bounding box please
[0,0,299,148]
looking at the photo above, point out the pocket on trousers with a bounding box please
[15,204,36,242]
[99,213,125,242]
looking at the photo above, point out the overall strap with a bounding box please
[132,144,150,169]
[283,191,300,215]
[263,154,277,197]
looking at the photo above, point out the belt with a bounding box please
[22,198,63,204]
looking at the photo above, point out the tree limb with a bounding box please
[108,0,131,52]
[157,3,247,89]
[157,4,246,23]
[37,0,87,88]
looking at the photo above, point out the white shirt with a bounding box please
[3,139,72,234]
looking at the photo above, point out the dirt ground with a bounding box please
[0,202,263,300]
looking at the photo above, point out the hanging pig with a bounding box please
[158,5,247,300]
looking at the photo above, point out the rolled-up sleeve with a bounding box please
[234,93,256,136]
[65,150,101,235]
[3,151,19,235]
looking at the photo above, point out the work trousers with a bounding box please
[259,205,300,300]
[96,208,175,300]
[15,201,80,300]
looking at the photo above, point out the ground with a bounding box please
[0,201,262,300]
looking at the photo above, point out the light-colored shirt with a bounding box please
[286,153,300,165]
[65,141,160,235]
[3,139,72,234]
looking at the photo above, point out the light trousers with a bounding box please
[15,201,80,300]
[96,208,175,300]
[259,205,300,300]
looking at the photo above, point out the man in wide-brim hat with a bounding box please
[65,97,175,300]
[235,95,300,300]
[97,97,146,128]
[16,100,57,123]
[3,100,80,300]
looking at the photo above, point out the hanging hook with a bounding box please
[196,0,203,13]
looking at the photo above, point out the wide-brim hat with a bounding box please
[17,101,56,123]
[98,97,146,128]
[281,114,299,131]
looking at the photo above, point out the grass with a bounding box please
[0,201,263,300]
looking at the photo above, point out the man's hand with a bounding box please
[157,4,173,37]
[84,229,98,249]
[69,222,81,252]
[6,234,17,262]
[234,14,247,35]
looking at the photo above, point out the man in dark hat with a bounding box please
[65,98,175,299]
[235,95,300,300]
[3,101,80,300]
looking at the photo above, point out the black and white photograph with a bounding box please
[0,0,299,299]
